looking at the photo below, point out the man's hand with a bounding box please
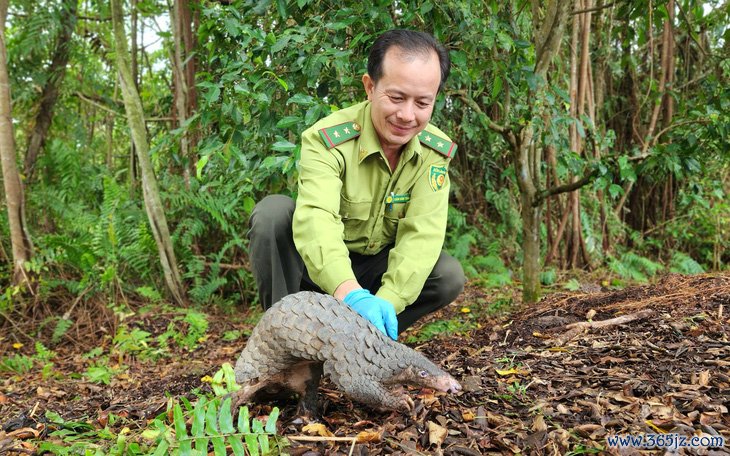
[343,289,398,340]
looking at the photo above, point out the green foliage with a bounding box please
[179,310,209,350]
[83,364,117,385]
[669,252,705,275]
[445,206,514,287]
[52,317,74,344]
[608,252,663,283]
[113,326,153,356]
[0,353,34,374]
[143,364,284,456]
[154,308,210,352]
[406,318,476,344]
[0,342,57,375]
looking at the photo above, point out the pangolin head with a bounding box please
[392,354,462,393]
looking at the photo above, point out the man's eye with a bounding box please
[389,96,403,102]
[417,102,431,109]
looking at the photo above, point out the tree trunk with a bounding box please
[172,0,197,188]
[514,0,572,303]
[0,0,33,288]
[23,0,78,182]
[110,0,186,305]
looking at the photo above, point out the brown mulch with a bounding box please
[1,273,729,455]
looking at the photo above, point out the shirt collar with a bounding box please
[358,102,424,165]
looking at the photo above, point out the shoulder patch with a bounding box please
[318,121,362,149]
[418,130,457,158]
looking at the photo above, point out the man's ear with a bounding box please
[362,74,375,100]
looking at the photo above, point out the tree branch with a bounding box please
[627,119,711,162]
[452,90,508,134]
[572,2,614,15]
[533,167,597,206]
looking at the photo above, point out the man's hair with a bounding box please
[367,29,450,92]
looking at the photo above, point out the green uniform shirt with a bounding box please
[292,101,456,313]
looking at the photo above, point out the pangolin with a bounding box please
[231,291,461,414]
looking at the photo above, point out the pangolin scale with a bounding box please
[232,291,461,413]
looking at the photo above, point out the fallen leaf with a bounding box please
[586,309,597,321]
[462,409,475,422]
[302,423,334,437]
[427,421,447,447]
[644,420,665,433]
[598,356,625,364]
[12,343,23,349]
[697,370,710,387]
[495,367,529,376]
[417,389,439,406]
[355,430,381,443]
[8,427,41,439]
[532,414,547,432]
[475,406,488,430]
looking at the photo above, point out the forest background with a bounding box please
[0,0,729,453]
[0,0,729,334]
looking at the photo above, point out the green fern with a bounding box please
[669,251,705,274]
[608,252,663,282]
[147,395,283,455]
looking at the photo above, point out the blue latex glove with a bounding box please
[343,289,398,340]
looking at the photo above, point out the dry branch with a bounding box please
[553,309,656,345]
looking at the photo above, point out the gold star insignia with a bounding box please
[343,127,350,134]
[425,135,432,142]
[437,141,444,148]
[334,131,340,138]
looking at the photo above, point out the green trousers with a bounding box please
[248,195,465,334]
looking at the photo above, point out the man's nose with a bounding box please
[396,102,415,122]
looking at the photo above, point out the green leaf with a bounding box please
[204,85,221,105]
[204,399,219,434]
[195,155,209,180]
[173,403,187,439]
[275,0,287,19]
[173,402,192,456]
[238,406,251,434]
[492,75,503,100]
[287,93,314,105]
[229,436,247,455]
[206,400,226,454]
[276,116,301,129]
[608,184,623,198]
[245,433,260,456]
[219,397,234,433]
[191,398,207,452]
[271,140,296,152]
[265,407,279,434]
[150,440,170,456]
[243,196,256,215]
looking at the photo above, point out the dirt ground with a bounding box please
[1,273,729,455]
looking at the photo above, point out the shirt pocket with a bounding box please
[339,197,371,242]
[382,203,407,243]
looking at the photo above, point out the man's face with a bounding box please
[362,47,441,154]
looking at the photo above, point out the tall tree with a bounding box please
[110,0,186,305]
[23,0,78,182]
[171,0,197,188]
[0,0,33,287]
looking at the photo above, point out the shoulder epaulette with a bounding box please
[318,121,362,149]
[418,130,457,158]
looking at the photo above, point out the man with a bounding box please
[248,29,465,339]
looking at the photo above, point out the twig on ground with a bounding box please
[553,309,656,345]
